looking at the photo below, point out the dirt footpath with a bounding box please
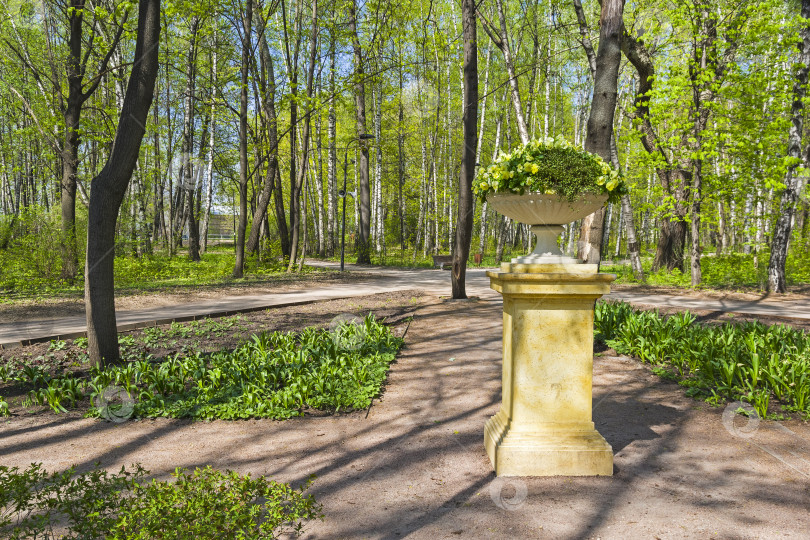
[2,296,809,539]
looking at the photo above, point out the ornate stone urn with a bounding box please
[484,192,615,477]
[487,192,608,263]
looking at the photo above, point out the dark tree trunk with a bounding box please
[285,20,300,267]
[652,218,687,272]
[451,0,478,299]
[186,112,207,262]
[287,0,318,271]
[621,21,690,272]
[247,18,280,256]
[769,0,810,292]
[583,0,623,160]
[398,47,406,251]
[185,17,201,261]
[61,100,80,281]
[60,1,87,281]
[233,0,252,278]
[348,0,371,264]
[85,0,160,367]
[577,0,624,265]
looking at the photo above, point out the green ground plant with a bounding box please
[0,241,325,301]
[5,315,402,421]
[595,301,810,418]
[602,251,810,290]
[0,463,320,539]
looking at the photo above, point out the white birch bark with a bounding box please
[314,114,325,255]
[373,83,383,251]
[327,45,337,254]
[494,0,530,144]
[201,45,217,253]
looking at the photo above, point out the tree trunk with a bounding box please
[348,0,371,263]
[283,4,301,268]
[314,111,325,255]
[59,1,89,281]
[246,25,280,256]
[201,42,217,253]
[328,42,338,255]
[233,0,252,278]
[372,83,383,252]
[182,17,201,261]
[621,21,690,272]
[616,196,641,279]
[769,0,810,292]
[85,0,160,367]
[397,44,406,251]
[487,0,530,144]
[287,0,318,271]
[613,198,624,258]
[577,0,624,265]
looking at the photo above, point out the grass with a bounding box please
[602,251,810,290]
[0,246,334,302]
[0,315,403,421]
[595,300,810,419]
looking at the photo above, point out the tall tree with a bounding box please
[5,1,127,280]
[621,16,691,272]
[348,0,372,263]
[246,0,282,256]
[579,0,624,266]
[478,0,531,144]
[85,0,161,366]
[769,0,810,292]
[287,0,318,270]
[233,0,253,278]
[451,0,478,299]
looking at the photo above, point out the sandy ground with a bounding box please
[2,293,809,539]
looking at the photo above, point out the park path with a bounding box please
[2,260,809,348]
[1,294,808,538]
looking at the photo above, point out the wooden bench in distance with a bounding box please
[432,255,453,270]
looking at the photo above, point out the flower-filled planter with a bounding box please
[474,137,626,264]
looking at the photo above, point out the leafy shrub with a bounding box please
[110,467,321,539]
[0,463,320,539]
[0,463,146,539]
[595,301,810,418]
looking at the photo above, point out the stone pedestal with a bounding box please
[485,262,615,476]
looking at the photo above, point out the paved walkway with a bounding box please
[1,261,808,348]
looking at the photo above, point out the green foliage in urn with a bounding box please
[473,137,627,204]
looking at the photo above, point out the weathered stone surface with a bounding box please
[486,263,615,476]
